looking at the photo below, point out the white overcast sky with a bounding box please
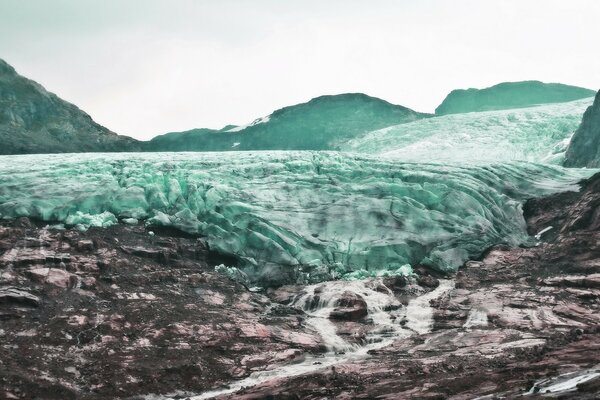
[1,0,599,140]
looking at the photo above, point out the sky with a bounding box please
[1,0,599,140]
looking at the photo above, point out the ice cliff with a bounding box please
[0,152,591,285]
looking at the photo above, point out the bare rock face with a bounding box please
[329,291,368,321]
[0,58,140,155]
[565,90,600,167]
[26,267,75,288]
[0,287,40,307]
[0,220,323,399]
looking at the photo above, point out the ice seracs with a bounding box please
[0,152,592,285]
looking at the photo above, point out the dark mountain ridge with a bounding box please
[2,58,597,156]
[435,80,595,115]
[0,58,140,155]
[564,90,600,167]
[145,93,432,152]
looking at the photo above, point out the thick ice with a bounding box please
[344,98,593,164]
[0,152,591,284]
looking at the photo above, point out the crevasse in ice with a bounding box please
[343,98,593,164]
[0,151,592,284]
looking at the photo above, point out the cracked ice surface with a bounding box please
[344,98,593,165]
[0,152,592,283]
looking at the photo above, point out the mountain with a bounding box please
[564,90,600,167]
[0,59,140,154]
[146,126,237,152]
[435,81,596,115]
[145,93,431,151]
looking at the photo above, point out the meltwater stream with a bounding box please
[182,279,454,399]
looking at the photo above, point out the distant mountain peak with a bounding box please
[435,81,596,115]
[308,92,384,102]
[147,93,430,152]
[0,58,17,75]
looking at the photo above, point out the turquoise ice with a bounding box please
[0,96,596,284]
[0,152,592,284]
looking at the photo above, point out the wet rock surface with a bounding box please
[217,173,600,399]
[328,291,368,321]
[0,220,323,399]
[2,173,600,399]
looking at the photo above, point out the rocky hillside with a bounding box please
[0,59,140,154]
[435,81,595,115]
[146,93,430,151]
[564,90,600,167]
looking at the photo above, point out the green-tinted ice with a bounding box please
[0,152,592,284]
[0,96,596,284]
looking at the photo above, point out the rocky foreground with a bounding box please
[234,173,600,399]
[2,174,600,399]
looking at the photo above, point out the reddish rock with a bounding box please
[240,323,271,338]
[329,291,368,321]
[241,349,303,370]
[26,267,74,288]
[542,274,600,288]
[0,287,40,307]
[0,221,325,399]
[76,239,94,251]
[0,248,46,267]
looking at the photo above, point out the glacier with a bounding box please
[343,98,594,164]
[0,97,596,285]
[0,151,592,285]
